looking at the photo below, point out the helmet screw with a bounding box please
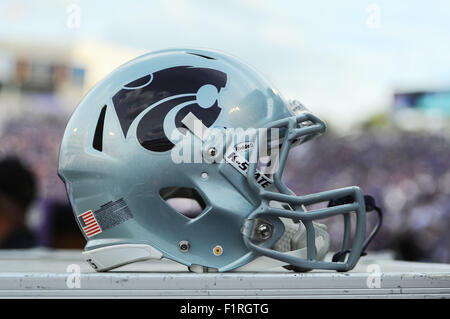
[213,245,223,256]
[256,223,273,240]
[207,147,217,157]
[178,240,190,252]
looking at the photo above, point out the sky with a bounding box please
[0,0,450,128]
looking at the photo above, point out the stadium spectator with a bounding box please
[0,156,38,249]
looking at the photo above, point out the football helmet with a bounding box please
[58,48,381,272]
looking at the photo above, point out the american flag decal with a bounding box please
[78,210,102,237]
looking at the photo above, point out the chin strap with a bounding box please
[272,218,330,257]
[229,218,331,273]
[276,218,331,272]
[328,194,383,262]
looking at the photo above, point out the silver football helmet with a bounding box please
[58,48,381,272]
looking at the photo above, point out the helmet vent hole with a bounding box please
[159,187,207,219]
[93,105,107,151]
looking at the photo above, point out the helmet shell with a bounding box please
[58,48,292,271]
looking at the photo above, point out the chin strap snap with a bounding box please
[328,194,383,262]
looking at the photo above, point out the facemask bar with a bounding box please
[243,112,366,272]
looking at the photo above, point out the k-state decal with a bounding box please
[112,66,227,152]
[225,150,273,188]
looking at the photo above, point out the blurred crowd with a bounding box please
[0,118,67,200]
[284,126,450,263]
[0,117,449,264]
[0,117,84,249]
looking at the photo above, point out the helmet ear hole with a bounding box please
[159,187,207,219]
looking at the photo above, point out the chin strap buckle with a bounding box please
[329,194,383,263]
